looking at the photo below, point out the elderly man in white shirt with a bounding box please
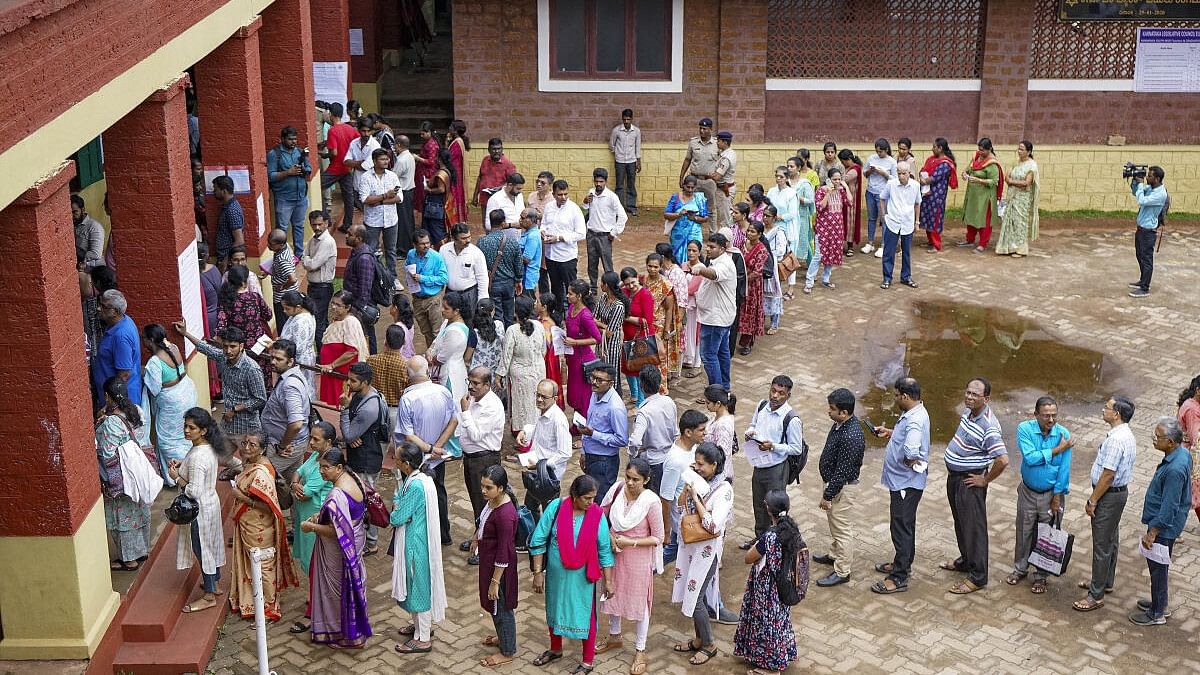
[581,167,628,291]
[439,222,489,319]
[517,378,573,521]
[484,172,526,231]
[879,160,923,290]
[456,366,506,564]
[357,148,402,274]
[540,179,587,311]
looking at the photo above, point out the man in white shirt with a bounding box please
[393,134,417,259]
[659,409,707,565]
[582,167,628,291]
[879,161,923,290]
[456,366,506,564]
[439,222,489,320]
[518,379,573,521]
[540,179,587,311]
[609,108,641,215]
[343,117,381,205]
[686,233,737,391]
[357,148,402,275]
[301,210,337,346]
[484,173,526,231]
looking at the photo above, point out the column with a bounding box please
[194,18,271,258]
[0,161,121,659]
[976,0,1036,143]
[311,0,351,65]
[716,0,766,142]
[104,75,202,351]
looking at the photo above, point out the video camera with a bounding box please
[1122,162,1148,180]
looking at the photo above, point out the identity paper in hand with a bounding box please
[572,411,587,428]
[1139,542,1172,566]
[552,326,573,355]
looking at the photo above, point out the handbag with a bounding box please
[1027,511,1073,576]
[679,494,719,545]
[778,250,801,278]
[364,484,391,528]
[165,492,200,525]
[622,329,660,373]
[996,198,1007,219]
[515,504,536,550]
[275,475,294,510]
[423,192,446,221]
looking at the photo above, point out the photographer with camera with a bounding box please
[1126,164,1168,299]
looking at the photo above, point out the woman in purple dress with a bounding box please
[563,280,601,422]
[300,448,372,649]
[472,465,520,667]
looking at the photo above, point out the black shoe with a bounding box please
[1137,598,1173,618]
[466,554,480,566]
[1128,281,1143,289]
[812,553,835,566]
[816,572,850,587]
[738,538,757,551]
[459,540,472,552]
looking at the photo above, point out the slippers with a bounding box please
[870,579,908,594]
[1073,597,1105,612]
[1076,580,1113,593]
[874,562,895,574]
[533,650,564,666]
[289,620,311,634]
[939,560,965,572]
[948,580,983,594]
[673,639,701,653]
[1031,580,1048,594]
[110,560,141,571]
[1005,571,1027,586]
[481,635,500,647]
[689,646,717,665]
[394,640,432,654]
[182,601,216,613]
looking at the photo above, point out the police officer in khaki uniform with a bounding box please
[711,131,737,232]
[679,117,720,233]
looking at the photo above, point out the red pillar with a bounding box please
[976,0,1036,144]
[311,0,351,66]
[104,76,199,351]
[0,161,98,536]
[194,18,271,257]
[261,0,318,152]
[348,0,379,84]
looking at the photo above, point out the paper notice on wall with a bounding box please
[256,193,266,238]
[227,166,251,194]
[313,61,349,119]
[1135,28,1200,93]
[349,29,364,56]
[203,166,226,194]
[177,239,204,358]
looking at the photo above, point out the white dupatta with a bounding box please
[601,481,663,574]
[390,471,448,622]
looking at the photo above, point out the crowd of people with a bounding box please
[78,108,1190,674]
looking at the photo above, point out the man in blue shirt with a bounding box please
[741,375,805,550]
[519,208,543,298]
[93,289,143,411]
[1010,395,1073,593]
[1128,166,1167,298]
[404,229,450,349]
[266,126,313,257]
[578,363,628,501]
[871,376,930,594]
[1130,417,1193,625]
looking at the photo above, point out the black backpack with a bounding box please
[755,400,808,484]
[775,536,811,606]
[352,249,395,308]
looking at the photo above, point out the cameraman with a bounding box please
[1128,166,1167,299]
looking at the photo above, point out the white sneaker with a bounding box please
[861,243,874,254]
[874,247,884,258]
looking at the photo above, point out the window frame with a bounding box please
[537,0,684,93]
[548,0,672,81]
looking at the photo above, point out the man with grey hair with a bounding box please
[92,289,143,411]
[517,378,572,523]
[457,366,506,564]
[1074,395,1137,612]
[1129,417,1192,625]
[878,160,923,289]
[396,355,459,545]
[519,207,543,298]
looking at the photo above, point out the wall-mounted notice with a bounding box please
[349,28,364,56]
[1135,28,1200,93]
[314,62,349,119]
[177,239,204,358]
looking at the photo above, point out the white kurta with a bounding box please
[671,480,733,617]
[175,443,226,574]
[429,320,469,400]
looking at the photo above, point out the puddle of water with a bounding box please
[859,300,1114,445]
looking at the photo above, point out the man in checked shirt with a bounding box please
[813,388,866,587]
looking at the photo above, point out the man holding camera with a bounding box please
[1128,166,1168,299]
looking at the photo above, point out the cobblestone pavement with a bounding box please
[208,224,1200,675]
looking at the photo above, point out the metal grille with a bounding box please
[1030,0,1199,78]
[765,0,985,78]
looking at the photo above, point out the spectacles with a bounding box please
[591,375,612,384]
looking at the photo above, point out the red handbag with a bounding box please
[364,485,391,528]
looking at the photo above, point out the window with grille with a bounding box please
[765,0,985,79]
[1030,0,1199,78]
[548,0,672,80]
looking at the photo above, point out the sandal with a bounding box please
[783,290,794,300]
[689,645,717,665]
[802,285,812,295]
[948,580,983,594]
[1031,579,1048,594]
[673,639,702,653]
[595,635,623,654]
[532,650,563,666]
[480,654,513,667]
[630,651,648,675]
[1076,580,1113,593]
[572,665,594,675]
[874,562,894,574]
[880,282,891,290]
[1005,571,1027,586]
[1073,597,1105,612]
[821,281,836,290]
[289,620,311,634]
[110,560,141,571]
[481,635,500,647]
[939,560,965,572]
[870,579,908,594]
[738,347,751,356]
[182,599,216,613]
[398,624,435,638]
[394,639,432,654]
[765,327,778,335]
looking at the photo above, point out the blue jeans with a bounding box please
[190,521,220,594]
[805,245,831,287]
[273,196,309,255]
[881,227,913,283]
[490,281,515,327]
[865,191,881,243]
[663,528,679,565]
[699,323,731,390]
[584,453,619,503]
[625,375,644,406]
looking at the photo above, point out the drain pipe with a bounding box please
[249,547,278,675]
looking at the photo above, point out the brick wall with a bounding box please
[976,0,1035,143]
[453,0,721,143]
[1026,92,1200,145]
[764,91,982,145]
[717,0,765,141]
[348,0,378,81]
[0,0,228,157]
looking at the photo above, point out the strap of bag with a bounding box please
[755,399,796,446]
[487,236,506,283]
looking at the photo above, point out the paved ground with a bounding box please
[207,220,1200,675]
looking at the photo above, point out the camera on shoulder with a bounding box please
[1122,162,1148,180]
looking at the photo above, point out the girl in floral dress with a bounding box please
[733,489,802,675]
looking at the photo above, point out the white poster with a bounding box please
[1135,28,1200,93]
[256,193,266,238]
[177,239,204,358]
[349,28,364,56]
[313,61,349,118]
[227,165,251,194]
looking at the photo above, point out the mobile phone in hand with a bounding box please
[860,417,882,437]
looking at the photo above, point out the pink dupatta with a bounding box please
[555,500,603,583]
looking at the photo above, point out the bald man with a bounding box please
[517,379,573,522]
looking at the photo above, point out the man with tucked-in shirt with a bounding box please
[175,323,265,437]
[582,167,627,291]
[741,374,805,550]
[578,363,628,501]
[1010,395,1073,593]
[628,365,679,492]
[609,108,641,215]
[212,175,244,263]
[456,366,506,564]
[1074,395,1138,612]
[814,387,865,587]
[261,339,311,478]
[540,180,586,312]
[1130,417,1192,626]
[871,376,930,594]
[302,211,337,347]
[440,222,489,320]
[518,379,572,522]
[395,356,459,545]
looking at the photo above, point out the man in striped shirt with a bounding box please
[942,377,1009,593]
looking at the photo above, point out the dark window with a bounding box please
[550,0,671,80]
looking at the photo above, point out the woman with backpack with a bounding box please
[733,489,804,675]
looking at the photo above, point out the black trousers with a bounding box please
[463,450,501,527]
[546,258,577,312]
[888,487,923,585]
[946,470,990,586]
[396,188,415,260]
[428,461,452,544]
[751,461,789,537]
[308,281,333,350]
[1134,226,1156,291]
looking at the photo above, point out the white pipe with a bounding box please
[248,546,278,675]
